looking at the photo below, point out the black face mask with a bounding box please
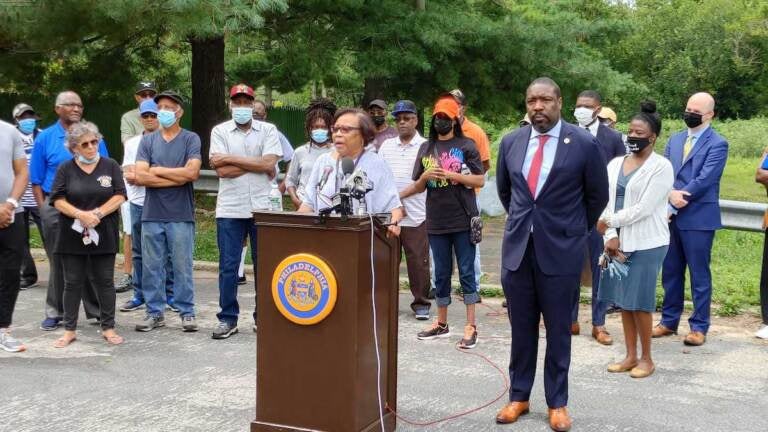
[683,111,703,128]
[433,117,453,135]
[626,136,652,153]
[371,115,386,126]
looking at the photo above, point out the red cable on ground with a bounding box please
[387,295,511,427]
[386,343,510,427]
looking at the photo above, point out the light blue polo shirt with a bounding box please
[29,121,109,193]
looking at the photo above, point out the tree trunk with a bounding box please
[191,34,227,168]
[362,78,386,107]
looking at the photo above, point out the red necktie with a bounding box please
[527,134,548,199]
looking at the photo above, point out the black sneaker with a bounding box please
[135,315,165,332]
[459,324,478,349]
[181,316,198,332]
[237,275,247,285]
[212,321,238,339]
[20,279,37,290]
[417,322,450,340]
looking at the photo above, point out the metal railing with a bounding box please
[195,171,767,232]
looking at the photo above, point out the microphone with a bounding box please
[317,165,333,190]
[341,157,355,176]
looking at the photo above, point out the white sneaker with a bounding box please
[0,329,26,352]
[755,325,768,340]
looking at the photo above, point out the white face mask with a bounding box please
[573,107,596,127]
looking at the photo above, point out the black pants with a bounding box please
[40,197,100,319]
[760,230,768,325]
[60,254,116,331]
[0,217,24,328]
[20,206,43,284]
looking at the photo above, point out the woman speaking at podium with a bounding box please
[298,108,403,237]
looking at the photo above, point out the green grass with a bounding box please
[721,157,766,202]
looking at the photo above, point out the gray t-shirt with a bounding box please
[0,120,26,214]
[136,129,201,222]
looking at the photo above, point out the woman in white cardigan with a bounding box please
[596,101,673,379]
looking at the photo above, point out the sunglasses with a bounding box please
[331,125,360,134]
[80,139,99,149]
[141,113,158,119]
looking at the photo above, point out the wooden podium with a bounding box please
[251,212,399,432]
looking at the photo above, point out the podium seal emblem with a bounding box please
[272,253,338,325]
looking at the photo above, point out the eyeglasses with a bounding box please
[331,125,360,134]
[80,139,99,148]
[59,103,83,109]
[141,113,158,119]
[137,91,156,99]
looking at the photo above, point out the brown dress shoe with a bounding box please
[496,401,530,424]
[651,324,676,338]
[591,326,613,345]
[570,322,580,336]
[684,331,706,346]
[548,406,572,431]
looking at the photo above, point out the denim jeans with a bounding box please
[141,221,195,317]
[216,218,257,326]
[429,230,480,307]
[130,204,174,304]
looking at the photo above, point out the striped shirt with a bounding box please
[378,133,427,227]
[19,130,37,207]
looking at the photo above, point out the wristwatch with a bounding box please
[5,198,19,209]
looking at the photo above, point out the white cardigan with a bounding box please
[600,152,674,252]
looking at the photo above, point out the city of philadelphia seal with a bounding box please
[271,253,337,325]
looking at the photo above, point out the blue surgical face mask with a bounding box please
[311,128,329,143]
[232,107,253,125]
[17,118,36,135]
[157,109,177,128]
[77,154,100,165]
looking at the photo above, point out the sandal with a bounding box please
[53,334,77,348]
[102,333,124,346]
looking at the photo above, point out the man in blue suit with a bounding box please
[571,89,626,345]
[653,92,728,346]
[494,78,609,432]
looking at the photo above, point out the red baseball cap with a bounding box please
[230,84,255,99]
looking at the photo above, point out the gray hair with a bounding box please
[55,91,81,107]
[66,121,102,152]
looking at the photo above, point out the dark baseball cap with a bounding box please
[154,90,185,106]
[391,100,417,116]
[367,99,387,110]
[135,81,157,94]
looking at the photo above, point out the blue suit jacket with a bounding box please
[663,126,728,230]
[496,121,609,276]
[596,123,626,164]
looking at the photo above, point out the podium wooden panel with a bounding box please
[251,212,399,432]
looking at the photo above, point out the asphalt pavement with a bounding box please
[1,262,767,432]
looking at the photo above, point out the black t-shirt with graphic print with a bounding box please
[50,158,126,255]
[412,136,483,234]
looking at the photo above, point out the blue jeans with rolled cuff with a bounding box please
[429,230,480,307]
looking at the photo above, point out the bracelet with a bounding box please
[93,208,104,220]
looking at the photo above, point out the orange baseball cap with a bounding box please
[433,97,460,119]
